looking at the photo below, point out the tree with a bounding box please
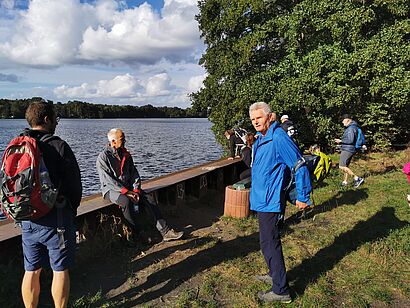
[193,0,410,150]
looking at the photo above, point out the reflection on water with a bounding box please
[0,118,223,196]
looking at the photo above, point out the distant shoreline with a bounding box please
[0,98,208,119]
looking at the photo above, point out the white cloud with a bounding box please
[0,0,203,67]
[145,73,172,97]
[187,74,206,93]
[0,0,206,108]
[54,73,142,98]
[0,0,94,66]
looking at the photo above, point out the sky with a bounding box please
[0,0,207,108]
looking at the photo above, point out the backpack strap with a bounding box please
[38,133,66,248]
[39,134,60,143]
[284,157,306,192]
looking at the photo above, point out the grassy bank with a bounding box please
[168,151,410,308]
[2,151,409,307]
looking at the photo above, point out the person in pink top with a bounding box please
[402,162,410,207]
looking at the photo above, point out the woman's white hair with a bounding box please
[107,128,121,141]
[249,102,272,116]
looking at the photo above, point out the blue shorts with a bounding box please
[21,221,76,272]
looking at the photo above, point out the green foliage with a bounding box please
[0,98,205,119]
[193,0,410,150]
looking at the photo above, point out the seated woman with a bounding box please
[239,133,255,180]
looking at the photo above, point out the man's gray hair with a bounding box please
[107,128,121,141]
[249,102,272,116]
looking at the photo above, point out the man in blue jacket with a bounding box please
[249,102,311,303]
[334,114,364,188]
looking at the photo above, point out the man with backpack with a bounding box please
[249,102,311,303]
[1,100,82,308]
[280,115,298,145]
[334,114,365,188]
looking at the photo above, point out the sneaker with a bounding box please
[353,177,364,188]
[341,181,348,187]
[162,229,184,242]
[255,274,272,284]
[0,211,7,221]
[257,291,292,303]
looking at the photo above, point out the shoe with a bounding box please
[353,177,364,188]
[340,181,348,187]
[255,274,271,284]
[0,211,7,221]
[162,229,184,242]
[257,291,292,303]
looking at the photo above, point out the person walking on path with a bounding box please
[249,102,312,303]
[334,114,364,188]
[20,101,82,308]
[96,128,183,244]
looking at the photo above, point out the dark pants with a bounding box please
[239,168,251,180]
[105,191,168,236]
[258,212,290,295]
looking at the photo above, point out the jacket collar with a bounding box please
[257,121,280,145]
[347,120,357,128]
[106,145,129,157]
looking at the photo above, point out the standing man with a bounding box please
[224,129,244,159]
[249,102,311,303]
[280,115,297,139]
[96,128,183,243]
[21,100,82,308]
[334,114,364,188]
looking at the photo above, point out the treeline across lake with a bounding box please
[0,98,206,119]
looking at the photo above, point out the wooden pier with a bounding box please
[0,158,243,262]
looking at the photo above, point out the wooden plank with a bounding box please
[0,158,241,242]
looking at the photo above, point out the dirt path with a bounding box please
[70,190,255,307]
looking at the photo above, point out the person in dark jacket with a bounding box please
[250,102,311,303]
[280,115,297,139]
[239,133,254,180]
[224,129,244,159]
[20,100,82,308]
[334,114,364,188]
[96,128,183,243]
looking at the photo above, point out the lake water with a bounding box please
[0,118,223,196]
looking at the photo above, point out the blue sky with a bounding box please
[0,0,206,108]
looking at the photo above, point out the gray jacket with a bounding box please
[341,121,359,154]
[96,145,141,197]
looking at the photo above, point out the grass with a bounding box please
[161,150,410,307]
[1,150,409,307]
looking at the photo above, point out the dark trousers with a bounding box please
[239,168,251,180]
[105,191,168,235]
[258,212,290,295]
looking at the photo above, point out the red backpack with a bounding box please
[0,135,59,221]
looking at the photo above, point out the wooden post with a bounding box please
[224,186,250,218]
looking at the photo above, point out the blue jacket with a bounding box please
[250,122,311,213]
[341,121,358,153]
